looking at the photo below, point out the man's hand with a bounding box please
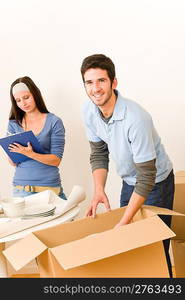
[86,191,111,218]
[8,142,33,157]
[114,192,146,229]
[114,221,124,229]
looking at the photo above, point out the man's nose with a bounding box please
[92,82,101,91]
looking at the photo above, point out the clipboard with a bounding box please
[0,130,45,163]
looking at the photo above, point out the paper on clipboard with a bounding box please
[0,130,45,163]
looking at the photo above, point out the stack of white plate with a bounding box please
[22,203,56,219]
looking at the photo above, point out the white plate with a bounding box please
[24,203,56,216]
[24,207,55,215]
[23,210,56,218]
[24,210,55,216]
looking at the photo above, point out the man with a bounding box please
[81,54,174,277]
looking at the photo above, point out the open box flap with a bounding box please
[142,205,185,216]
[50,215,175,270]
[3,233,47,271]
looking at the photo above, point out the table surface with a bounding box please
[0,206,80,243]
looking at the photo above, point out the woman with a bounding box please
[7,76,67,199]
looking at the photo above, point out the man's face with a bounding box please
[83,68,117,107]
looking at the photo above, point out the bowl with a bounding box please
[1,197,25,217]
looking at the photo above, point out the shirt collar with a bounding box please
[93,90,127,123]
[110,90,127,122]
[92,90,127,122]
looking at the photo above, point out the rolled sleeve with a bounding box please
[134,159,157,198]
[90,141,109,172]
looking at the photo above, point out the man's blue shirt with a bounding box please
[82,91,172,185]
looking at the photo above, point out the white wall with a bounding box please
[0,0,185,216]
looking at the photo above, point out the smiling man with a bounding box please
[81,54,174,277]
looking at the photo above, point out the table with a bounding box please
[0,206,80,277]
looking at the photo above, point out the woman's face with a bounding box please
[13,90,37,113]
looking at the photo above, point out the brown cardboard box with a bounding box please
[171,240,185,278]
[171,171,185,277]
[171,171,185,239]
[3,205,184,278]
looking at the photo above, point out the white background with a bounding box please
[0,0,185,216]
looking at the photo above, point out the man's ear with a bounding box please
[112,78,118,90]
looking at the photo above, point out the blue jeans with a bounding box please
[12,187,67,200]
[120,170,175,278]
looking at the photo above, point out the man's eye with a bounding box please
[85,82,92,86]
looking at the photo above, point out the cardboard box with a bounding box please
[3,205,184,278]
[170,171,185,277]
[171,240,185,278]
[171,171,185,239]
